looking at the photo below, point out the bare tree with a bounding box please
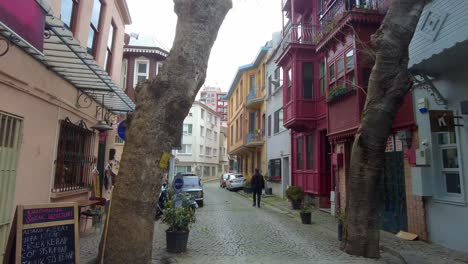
[341,0,426,258]
[103,0,232,263]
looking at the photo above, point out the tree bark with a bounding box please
[341,0,425,258]
[103,1,232,263]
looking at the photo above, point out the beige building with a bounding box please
[0,0,132,260]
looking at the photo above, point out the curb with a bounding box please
[380,245,407,264]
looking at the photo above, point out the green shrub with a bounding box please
[162,193,196,232]
[285,186,305,202]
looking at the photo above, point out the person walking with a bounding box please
[251,168,265,208]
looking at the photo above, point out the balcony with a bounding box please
[246,88,265,109]
[246,129,264,147]
[283,98,327,131]
[319,0,386,33]
[283,22,320,46]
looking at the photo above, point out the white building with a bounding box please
[265,32,291,198]
[175,101,224,178]
[218,127,230,176]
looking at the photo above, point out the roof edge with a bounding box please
[116,0,132,25]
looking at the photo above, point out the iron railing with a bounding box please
[319,0,381,31]
[284,22,320,45]
[246,87,265,104]
[246,129,264,144]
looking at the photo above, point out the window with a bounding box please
[200,126,204,137]
[104,22,116,74]
[320,61,326,95]
[337,58,344,77]
[211,167,216,177]
[274,109,285,134]
[201,109,205,119]
[206,129,213,139]
[436,132,462,195]
[274,67,283,87]
[214,132,218,141]
[269,159,281,181]
[250,75,256,91]
[115,135,124,144]
[87,0,103,56]
[268,75,272,95]
[214,116,218,125]
[303,63,314,99]
[230,126,233,145]
[199,145,204,155]
[156,62,162,75]
[61,0,79,31]
[134,60,149,88]
[286,68,292,101]
[183,124,192,135]
[329,63,335,82]
[346,50,354,71]
[296,137,303,169]
[204,166,210,177]
[213,149,217,156]
[268,115,272,136]
[178,144,192,154]
[205,147,212,156]
[54,119,95,192]
[121,59,128,90]
[306,135,313,169]
[176,166,192,173]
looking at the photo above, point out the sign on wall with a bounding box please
[429,110,455,132]
[4,203,80,264]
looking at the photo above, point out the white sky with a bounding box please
[125,0,283,92]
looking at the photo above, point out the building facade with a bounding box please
[265,32,291,198]
[174,102,224,178]
[227,47,268,181]
[277,0,425,238]
[216,93,228,126]
[408,0,468,252]
[200,86,228,126]
[0,0,133,260]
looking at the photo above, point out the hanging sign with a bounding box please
[159,152,172,169]
[4,203,80,264]
[429,110,455,132]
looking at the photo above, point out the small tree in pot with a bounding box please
[300,206,312,224]
[162,193,196,253]
[336,209,345,241]
[285,186,304,209]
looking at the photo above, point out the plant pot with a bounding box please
[291,200,302,210]
[300,212,311,224]
[166,230,189,253]
[337,222,343,241]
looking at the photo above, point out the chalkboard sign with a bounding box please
[6,203,80,264]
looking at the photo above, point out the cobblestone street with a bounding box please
[151,182,388,264]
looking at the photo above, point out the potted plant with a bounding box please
[162,193,196,253]
[336,209,345,241]
[300,206,312,224]
[285,186,304,209]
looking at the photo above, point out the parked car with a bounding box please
[226,174,245,191]
[180,176,204,207]
[220,173,232,188]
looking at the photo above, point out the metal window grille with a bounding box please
[53,118,96,192]
[0,112,22,263]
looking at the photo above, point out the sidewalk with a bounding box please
[237,191,468,264]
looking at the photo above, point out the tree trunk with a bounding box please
[341,0,425,258]
[103,1,232,263]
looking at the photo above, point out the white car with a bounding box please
[226,174,245,191]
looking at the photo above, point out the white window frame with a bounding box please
[199,145,204,156]
[134,58,150,88]
[206,129,212,140]
[156,62,162,75]
[177,144,192,154]
[200,126,204,137]
[432,128,465,205]
[205,147,211,156]
[213,148,217,156]
[183,124,192,136]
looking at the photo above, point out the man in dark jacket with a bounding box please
[251,169,265,208]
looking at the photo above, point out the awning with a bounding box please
[0,14,135,113]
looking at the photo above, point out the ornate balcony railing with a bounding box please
[246,129,264,145]
[319,0,382,32]
[246,87,265,106]
[284,22,320,45]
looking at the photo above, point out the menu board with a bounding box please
[5,203,80,264]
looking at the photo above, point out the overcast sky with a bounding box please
[126,0,283,92]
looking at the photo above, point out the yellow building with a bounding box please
[227,47,268,181]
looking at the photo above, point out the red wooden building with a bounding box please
[278,0,416,226]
